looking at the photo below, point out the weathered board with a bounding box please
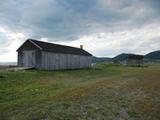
[41,51,92,70]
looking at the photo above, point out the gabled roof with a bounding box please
[113,53,143,61]
[127,55,143,59]
[17,39,92,56]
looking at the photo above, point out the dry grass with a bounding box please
[0,63,160,120]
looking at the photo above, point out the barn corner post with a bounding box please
[17,50,19,66]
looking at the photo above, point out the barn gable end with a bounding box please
[17,40,42,51]
[17,40,43,68]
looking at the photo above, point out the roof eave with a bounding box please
[28,39,43,50]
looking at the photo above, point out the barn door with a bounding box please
[22,51,36,67]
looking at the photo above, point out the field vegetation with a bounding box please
[0,63,160,120]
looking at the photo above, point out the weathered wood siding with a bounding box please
[23,51,35,67]
[35,50,42,69]
[126,59,143,66]
[121,59,143,66]
[17,40,41,67]
[18,50,41,68]
[18,51,22,66]
[40,51,92,70]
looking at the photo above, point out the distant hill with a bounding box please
[112,53,136,62]
[113,50,160,63]
[92,56,112,63]
[144,50,160,60]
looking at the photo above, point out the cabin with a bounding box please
[17,39,92,70]
[120,55,143,66]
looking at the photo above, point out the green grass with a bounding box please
[0,63,160,120]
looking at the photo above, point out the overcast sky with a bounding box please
[0,0,160,62]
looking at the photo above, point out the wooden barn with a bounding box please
[120,55,143,66]
[17,39,92,70]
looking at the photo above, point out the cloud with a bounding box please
[60,23,160,57]
[1,0,160,40]
[0,0,160,61]
[0,27,26,62]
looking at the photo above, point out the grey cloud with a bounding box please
[0,0,160,41]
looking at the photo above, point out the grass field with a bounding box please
[0,63,160,120]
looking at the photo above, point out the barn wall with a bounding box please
[127,59,143,66]
[17,50,41,68]
[120,59,143,66]
[17,51,23,67]
[120,60,127,66]
[40,51,92,70]
[35,50,42,69]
